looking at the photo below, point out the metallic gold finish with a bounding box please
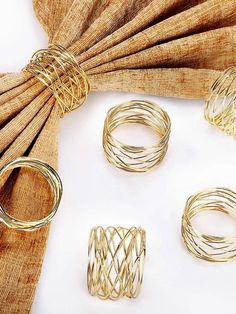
[0,157,63,231]
[103,100,171,172]
[24,44,90,117]
[205,67,236,138]
[87,226,146,300]
[182,187,236,262]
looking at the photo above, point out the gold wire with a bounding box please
[24,44,90,117]
[0,157,63,231]
[103,100,171,172]
[204,67,236,138]
[182,187,236,262]
[87,226,146,300]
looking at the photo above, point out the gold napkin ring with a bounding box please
[182,187,236,262]
[24,44,90,117]
[204,67,236,139]
[0,157,63,231]
[87,226,146,300]
[103,100,171,172]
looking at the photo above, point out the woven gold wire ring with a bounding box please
[0,157,63,231]
[24,44,90,117]
[205,67,236,138]
[103,100,171,172]
[87,226,146,300]
[182,187,236,262]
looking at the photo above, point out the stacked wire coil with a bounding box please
[182,187,236,262]
[205,67,236,138]
[25,44,90,117]
[0,157,62,231]
[87,226,146,300]
[103,100,171,172]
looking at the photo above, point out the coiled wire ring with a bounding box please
[182,187,236,262]
[0,157,63,231]
[103,100,171,172]
[87,226,146,300]
[24,44,90,117]
[204,67,236,139]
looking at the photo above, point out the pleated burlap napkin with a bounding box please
[0,0,235,312]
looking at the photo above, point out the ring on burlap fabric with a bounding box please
[103,100,171,172]
[87,226,146,300]
[182,187,236,262]
[204,67,236,139]
[24,44,90,117]
[0,157,63,231]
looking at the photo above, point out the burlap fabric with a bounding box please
[0,0,235,312]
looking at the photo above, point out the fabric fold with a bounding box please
[0,0,234,312]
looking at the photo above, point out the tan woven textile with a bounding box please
[0,0,235,312]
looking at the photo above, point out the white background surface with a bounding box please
[1,1,236,314]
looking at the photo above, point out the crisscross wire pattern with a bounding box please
[24,44,90,117]
[103,100,171,172]
[182,187,236,262]
[205,67,236,138]
[87,226,146,300]
[0,157,62,231]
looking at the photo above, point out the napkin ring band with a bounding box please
[24,44,90,117]
[204,67,236,139]
[182,187,236,262]
[0,157,63,231]
[87,226,146,300]
[103,100,171,172]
